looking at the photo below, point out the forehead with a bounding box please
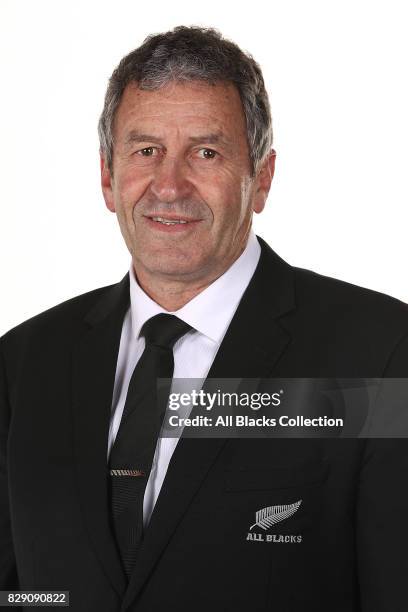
[114,80,247,141]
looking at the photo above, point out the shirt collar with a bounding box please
[129,230,261,345]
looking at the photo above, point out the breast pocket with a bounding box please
[223,460,330,536]
[224,460,329,491]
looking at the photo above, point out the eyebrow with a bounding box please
[123,132,161,146]
[123,130,231,148]
[188,133,230,147]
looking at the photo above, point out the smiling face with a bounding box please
[101,80,275,288]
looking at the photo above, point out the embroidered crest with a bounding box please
[250,500,302,530]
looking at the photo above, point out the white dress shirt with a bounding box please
[107,231,261,526]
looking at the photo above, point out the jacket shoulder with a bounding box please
[293,265,408,315]
[0,280,120,349]
[291,265,408,345]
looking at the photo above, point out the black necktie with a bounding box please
[108,313,192,579]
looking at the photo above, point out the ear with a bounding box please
[252,149,276,214]
[100,152,116,212]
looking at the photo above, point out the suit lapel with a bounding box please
[71,273,130,598]
[121,237,296,610]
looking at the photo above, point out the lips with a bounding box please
[143,215,201,232]
[150,216,189,225]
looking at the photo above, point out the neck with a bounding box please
[133,274,216,311]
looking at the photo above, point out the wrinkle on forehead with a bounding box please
[114,80,248,144]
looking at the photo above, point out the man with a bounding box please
[1,25,408,612]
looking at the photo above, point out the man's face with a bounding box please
[101,80,274,285]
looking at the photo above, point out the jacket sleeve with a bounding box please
[0,338,21,596]
[356,330,408,611]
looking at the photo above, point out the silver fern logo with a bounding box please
[246,500,303,543]
[250,500,302,531]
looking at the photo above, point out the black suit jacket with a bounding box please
[1,236,408,611]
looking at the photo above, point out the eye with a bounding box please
[197,148,218,160]
[137,146,158,157]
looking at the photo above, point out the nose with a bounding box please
[149,154,192,203]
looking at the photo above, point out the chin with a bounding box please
[134,243,215,279]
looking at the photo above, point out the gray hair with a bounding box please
[98,25,273,176]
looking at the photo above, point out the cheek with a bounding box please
[203,178,244,227]
[111,183,136,229]
[113,188,145,226]
[115,164,150,200]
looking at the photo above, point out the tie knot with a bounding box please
[140,313,192,349]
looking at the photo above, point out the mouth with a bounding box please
[149,216,191,225]
[143,215,202,232]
